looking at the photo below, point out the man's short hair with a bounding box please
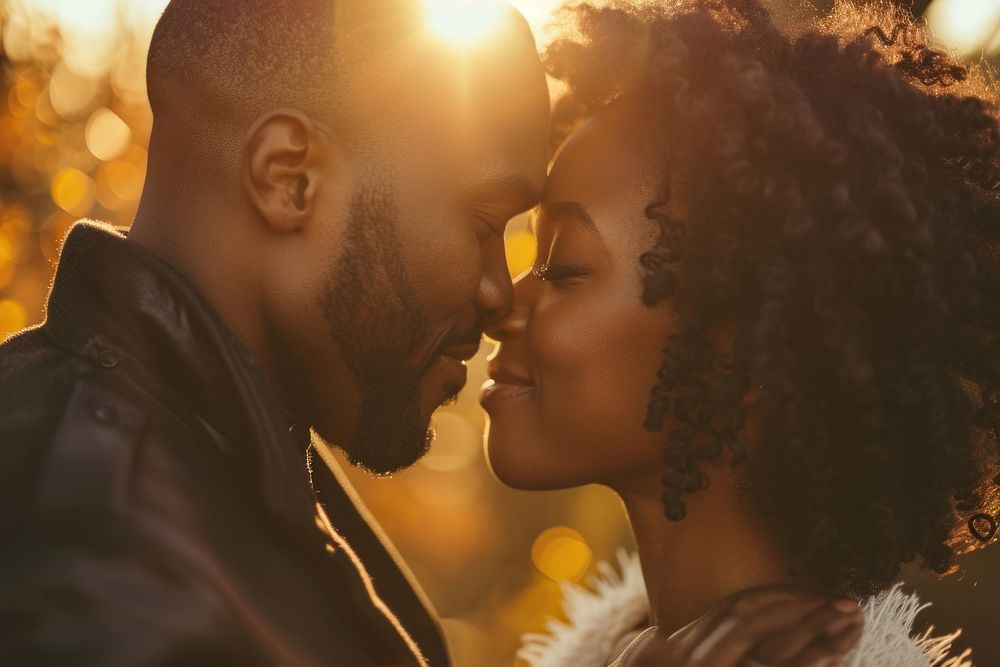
[146,0,425,133]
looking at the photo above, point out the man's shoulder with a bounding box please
[36,375,149,520]
[0,324,76,403]
[0,324,104,423]
[0,328,195,519]
[0,330,252,596]
[0,329,149,517]
[0,327,90,502]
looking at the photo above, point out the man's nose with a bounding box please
[484,267,535,343]
[476,243,515,328]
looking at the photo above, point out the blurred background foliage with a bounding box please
[1,1,999,666]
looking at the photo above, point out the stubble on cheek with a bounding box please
[319,180,434,474]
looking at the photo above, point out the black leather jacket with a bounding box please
[0,220,451,667]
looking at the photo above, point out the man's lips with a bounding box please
[415,334,481,381]
[430,341,481,397]
[438,355,470,394]
[443,342,481,364]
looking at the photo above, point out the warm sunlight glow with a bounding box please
[510,0,567,40]
[926,0,1000,56]
[423,0,509,46]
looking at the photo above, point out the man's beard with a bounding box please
[320,180,435,475]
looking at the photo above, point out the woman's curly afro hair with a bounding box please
[543,0,1000,597]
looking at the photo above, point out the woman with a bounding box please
[481,0,1000,664]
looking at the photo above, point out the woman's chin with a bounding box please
[485,442,536,490]
[485,429,582,491]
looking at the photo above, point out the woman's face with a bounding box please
[482,99,676,491]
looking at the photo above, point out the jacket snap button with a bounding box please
[92,404,118,424]
[97,348,119,369]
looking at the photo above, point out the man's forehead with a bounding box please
[385,52,549,196]
[467,171,545,212]
[333,2,550,204]
[344,6,547,123]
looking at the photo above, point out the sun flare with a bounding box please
[926,0,1000,56]
[422,0,510,46]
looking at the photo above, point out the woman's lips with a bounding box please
[479,379,534,410]
[480,364,534,410]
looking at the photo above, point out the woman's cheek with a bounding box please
[528,293,597,389]
[542,286,668,464]
[529,289,640,431]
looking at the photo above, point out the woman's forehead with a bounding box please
[541,101,661,239]
[533,107,658,261]
[547,99,658,193]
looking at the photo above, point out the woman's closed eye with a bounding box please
[532,262,589,285]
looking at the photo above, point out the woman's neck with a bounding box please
[615,467,811,636]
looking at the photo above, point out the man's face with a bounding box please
[276,17,549,474]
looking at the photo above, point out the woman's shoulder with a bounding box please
[518,551,974,667]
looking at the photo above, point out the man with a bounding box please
[0,1,546,664]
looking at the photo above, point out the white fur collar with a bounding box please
[518,551,973,667]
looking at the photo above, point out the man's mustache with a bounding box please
[415,327,484,380]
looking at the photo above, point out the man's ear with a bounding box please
[242,109,326,233]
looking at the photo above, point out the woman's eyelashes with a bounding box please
[532,262,589,285]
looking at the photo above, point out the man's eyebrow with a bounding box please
[546,201,602,239]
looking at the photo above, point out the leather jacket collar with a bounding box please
[42,219,316,530]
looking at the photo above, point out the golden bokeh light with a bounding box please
[47,62,100,120]
[20,0,134,76]
[0,205,31,263]
[86,107,132,161]
[0,261,15,291]
[0,299,27,339]
[0,236,14,265]
[26,0,120,40]
[96,158,144,209]
[39,212,76,263]
[10,78,38,114]
[531,526,594,582]
[50,166,96,216]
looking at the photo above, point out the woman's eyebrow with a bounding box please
[545,201,603,240]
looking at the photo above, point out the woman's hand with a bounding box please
[624,585,863,667]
